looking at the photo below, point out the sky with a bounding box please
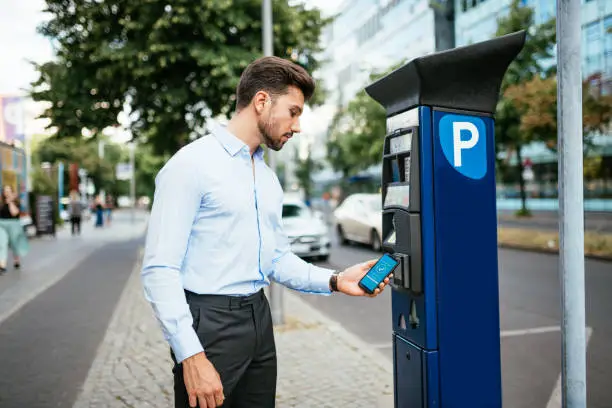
[0,0,53,96]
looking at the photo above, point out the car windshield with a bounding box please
[282,204,306,218]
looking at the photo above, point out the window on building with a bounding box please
[460,0,489,13]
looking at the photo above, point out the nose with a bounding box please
[291,119,301,134]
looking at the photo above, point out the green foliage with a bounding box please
[31,168,57,196]
[33,0,330,155]
[33,137,120,195]
[294,148,323,203]
[494,0,556,215]
[31,135,166,200]
[326,68,395,180]
[134,144,168,199]
[494,0,612,211]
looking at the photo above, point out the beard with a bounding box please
[258,116,286,151]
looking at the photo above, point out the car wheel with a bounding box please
[337,225,348,245]
[318,255,330,262]
[371,229,382,252]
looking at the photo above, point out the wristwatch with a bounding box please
[329,271,341,292]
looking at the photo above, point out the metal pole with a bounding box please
[129,142,136,223]
[263,0,284,325]
[98,140,105,201]
[557,1,587,407]
[57,161,64,214]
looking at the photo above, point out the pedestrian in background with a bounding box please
[105,194,114,226]
[0,185,28,273]
[94,196,104,228]
[142,56,392,408]
[68,190,83,236]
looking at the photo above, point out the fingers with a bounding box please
[368,275,394,298]
[204,394,216,408]
[214,386,225,406]
[189,394,198,408]
[195,386,223,408]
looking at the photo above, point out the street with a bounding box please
[305,230,612,408]
[497,210,612,233]
[0,210,609,407]
[0,211,147,408]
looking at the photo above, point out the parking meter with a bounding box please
[365,31,526,407]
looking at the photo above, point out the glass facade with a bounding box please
[319,0,436,108]
[455,0,612,200]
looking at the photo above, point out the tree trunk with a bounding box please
[515,145,529,214]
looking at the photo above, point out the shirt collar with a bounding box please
[209,121,266,160]
[209,121,246,156]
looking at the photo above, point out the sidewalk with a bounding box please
[73,256,394,408]
[0,210,149,326]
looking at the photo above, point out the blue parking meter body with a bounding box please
[365,31,526,408]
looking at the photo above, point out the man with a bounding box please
[141,56,391,408]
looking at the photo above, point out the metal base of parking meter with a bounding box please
[366,31,526,408]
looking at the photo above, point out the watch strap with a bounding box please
[329,271,340,292]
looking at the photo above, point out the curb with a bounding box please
[72,248,146,408]
[280,289,394,375]
[498,243,612,262]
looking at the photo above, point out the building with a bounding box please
[318,0,454,110]
[456,0,611,84]
[278,0,450,194]
[456,0,612,201]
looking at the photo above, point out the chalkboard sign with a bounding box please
[36,195,55,237]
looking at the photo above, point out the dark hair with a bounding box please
[235,56,315,110]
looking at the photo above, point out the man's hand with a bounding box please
[182,352,224,408]
[337,259,392,297]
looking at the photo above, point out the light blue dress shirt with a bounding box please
[141,122,335,363]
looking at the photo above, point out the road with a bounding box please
[497,210,612,233]
[0,211,146,408]
[304,231,612,408]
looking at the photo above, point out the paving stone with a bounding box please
[73,259,393,407]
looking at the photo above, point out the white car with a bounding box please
[333,193,383,251]
[282,198,331,262]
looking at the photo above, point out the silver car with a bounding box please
[333,193,383,251]
[283,198,331,262]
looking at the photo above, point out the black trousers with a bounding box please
[172,289,277,408]
[70,216,81,235]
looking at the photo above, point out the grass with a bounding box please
[498,227,612,259]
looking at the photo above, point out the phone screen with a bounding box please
[359,253,399,294]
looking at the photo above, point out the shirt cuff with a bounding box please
[309,264,336,294]
[169,327,204,363]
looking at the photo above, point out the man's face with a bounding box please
[257,86,304,151]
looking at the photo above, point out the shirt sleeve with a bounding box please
[141,151,204,363]
[268,197,335,295]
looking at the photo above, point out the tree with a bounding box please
[31,61,123,139]
[506,75,612,151]
[33,0,330,155]
[326,69,392,182]
[494,0,556,215]
[134,144,168,199]
[33,136,124,195]
[294,147,322,205]
[583,73,612,137]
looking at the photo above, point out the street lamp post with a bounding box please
[129,142,136,223]
[262,0,284,326]
[557,0,587,406]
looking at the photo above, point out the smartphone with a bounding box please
[358,253,399,294]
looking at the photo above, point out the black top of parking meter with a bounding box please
[365,30,526,116]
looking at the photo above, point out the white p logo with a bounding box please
[452,122,479,167]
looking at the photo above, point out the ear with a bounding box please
[253,91,270,114]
